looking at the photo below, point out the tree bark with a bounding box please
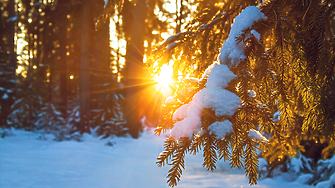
[58,0,68,117]
[124,0,147,138]
[79,0,92,133]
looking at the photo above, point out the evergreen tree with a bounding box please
[153,0,335,186]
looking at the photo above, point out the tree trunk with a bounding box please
[79,0,92,133]
[124,0,147,138]
[58,0,68,117]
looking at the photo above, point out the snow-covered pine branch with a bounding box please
[218,6,267,67]
[158,11,229,51]
[169,6,267,140]
[157,1,335,187]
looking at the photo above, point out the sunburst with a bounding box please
[154,64,173,96]
[155,64,173,87]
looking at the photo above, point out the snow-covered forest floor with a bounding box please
[0,129,326,188]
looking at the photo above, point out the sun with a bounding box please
[155,64,173,88]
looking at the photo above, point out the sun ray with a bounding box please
[154,64,174,96]
[155,64,173,87]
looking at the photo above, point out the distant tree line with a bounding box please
[0,0,181,139]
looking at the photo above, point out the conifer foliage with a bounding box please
[153,0,335,186]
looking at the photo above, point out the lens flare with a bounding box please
[155,64,173,87]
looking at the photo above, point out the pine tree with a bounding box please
[153,0,335,186]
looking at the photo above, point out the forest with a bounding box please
[0,0,335,187]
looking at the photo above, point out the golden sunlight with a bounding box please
[155,64,173,88]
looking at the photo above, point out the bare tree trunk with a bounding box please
[124,0,147,138]
[58,0,68,117]
[79,0,91,133]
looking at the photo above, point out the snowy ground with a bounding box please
[0,129,313,188]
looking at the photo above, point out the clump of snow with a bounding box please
[165,96,175,104]
[171,91,203,139]
[273,111,280,122]
[170,64,240,139]
[208,120,233,139]
[248,90,256,98]
[206,64,236,88]
[248,129,268,143]
[166,42,179,50]
[201,87,240,117]
[173,103,191,121]
[218,6,267,66]
[200,61,219,81]
[2,93,8,99]
[251,30,261,40]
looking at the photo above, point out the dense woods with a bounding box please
[0,0,172,138]
[1,0,335,187]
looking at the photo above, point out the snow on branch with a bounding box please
[159,31,193,50]
[158,11,228,51]
[206,62,236,88]
[159,6,266,59]
[218,6,267,67]
[248,129,268,143]
[170,63,240,139]
[208,120,233,139]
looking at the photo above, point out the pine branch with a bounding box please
[202,134,218,171]
[245,140,259,185]
[166,137,191,187]
[155,112,174,136]
[157,137,177,167]
[229,132,245,168]
[217,136,231,161]
[190,134,204,155]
